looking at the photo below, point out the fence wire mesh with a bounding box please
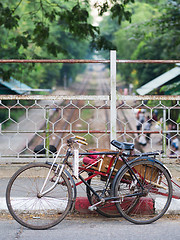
[0,95,179,161]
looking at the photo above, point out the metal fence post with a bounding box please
[45,105,50,157]
[110,50,117,149]
[162,109,167,157]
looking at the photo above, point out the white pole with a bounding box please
[163,109,166,157]
[110,50,117,149]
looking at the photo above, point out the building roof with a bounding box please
[0,78,32,94]
[136,64,180,95]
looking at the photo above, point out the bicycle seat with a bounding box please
[111,140,134,150]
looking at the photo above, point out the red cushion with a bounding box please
[87,151,100,159]
[83,156,98,167]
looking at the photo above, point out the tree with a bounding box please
[97,1,180,91]
[0,0,135,87]
[112,1,160,87]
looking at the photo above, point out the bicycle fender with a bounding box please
[63,168,77,212]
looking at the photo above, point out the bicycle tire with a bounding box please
[112,159,172,224]
[6,163,73,230]
[86,176,121,218]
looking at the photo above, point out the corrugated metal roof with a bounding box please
[136,65,180,95]
[0,78,32,94]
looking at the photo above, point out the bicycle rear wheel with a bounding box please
[6,163,73,230]
[113,159,172,224]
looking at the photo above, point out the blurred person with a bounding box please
[170,134,179,156]
[171,135,179,151]
[138,134,147,146]
[152,110,158,121]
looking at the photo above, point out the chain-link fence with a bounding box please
[0,95,179,162]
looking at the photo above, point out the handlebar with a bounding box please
[67,136,88,146]
[76,139,88,145]
[75,136,86,142]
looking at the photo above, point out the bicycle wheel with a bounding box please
[112,159,172,224]
[6,163,73,230]
[86,175,121,217]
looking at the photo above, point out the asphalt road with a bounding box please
[0,215,180,240]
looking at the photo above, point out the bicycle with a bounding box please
[6,136,173,230]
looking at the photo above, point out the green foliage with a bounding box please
[0,0,134,89]
[111,3,132,24]
[99,0,180,94]
[0,2,20,29]
[177,114,180,124]
[58,3,99,38]
[160,81,180,95]
[1,0,179,94]
[33,22,49,46]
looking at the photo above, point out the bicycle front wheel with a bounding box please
[113,159,172,224]
[6,163,73,230]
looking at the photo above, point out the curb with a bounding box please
[75,197,180,215]
[1,197,180,215]
[0,197,154,215]
[75,197,155,215]
[75,197,94,214]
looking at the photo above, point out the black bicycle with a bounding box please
[6,136,172,229]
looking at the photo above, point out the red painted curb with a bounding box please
[75,197,154,215]
[75,197,92,214]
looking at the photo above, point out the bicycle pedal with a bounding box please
[88,206,97,211]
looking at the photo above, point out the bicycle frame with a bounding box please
[76,152,148,205]
[38,143,71,197]
[76,153,179,201]
[38,139,179,205]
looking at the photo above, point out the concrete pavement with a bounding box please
[0,214,180,240]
